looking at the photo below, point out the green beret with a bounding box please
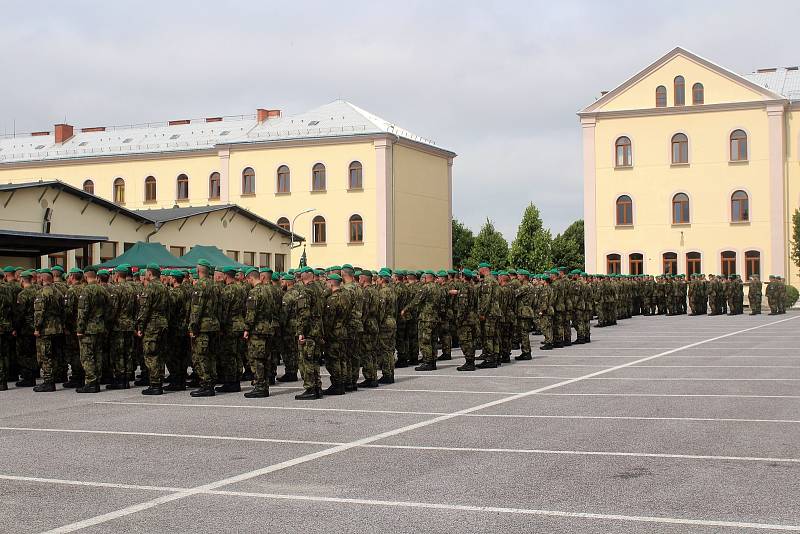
[196,259,214,270]
[434,270,446,277]
[517,269,529,276]
[422,269,435,276]
[354,270,362,277]
[144,262,159,271]
[462,269,474,277]
[328,265,342,271]
[300,266,313,274]
[271,272,280,281]
[68,267,83,275]
[379,271,391,279]
[478,262,491,269]
[313,269,324,276]
[327,273,343,282]
[37,268,51,274]
[447,269,457,275]
[173,270,185,278]
[222,266,237,275]
[569,269,582,275]
[132,270,141,277]
[361,270,373,277]
[245,267,259,277]
[83,265,98,273]
[341,263,353,270]
[2,266,16,273]
[282,273,294,281]
[115,265,130,274]
[97,269,109,276]
[20,270,34,278]
[51,265,65,273]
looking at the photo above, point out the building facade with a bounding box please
[0,101,455,270]
[580,47,800,285]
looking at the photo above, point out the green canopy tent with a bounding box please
[180,245,250,269]
[98,241,192,269]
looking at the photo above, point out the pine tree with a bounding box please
[468,218,509,269]
[791,209,800,269]
[509,203,552,272]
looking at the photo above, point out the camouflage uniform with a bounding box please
[323,286,351,390]
[296,280,323,393]
[76,282,109,386]
[748,276,762,314]
[135,278,169,387]
[514,281,535,358]
[188,277,221,390]
[537,280,555,348]
[280,284,301,379]
[0,279,16,387]
[478,274,501,366]
[342,280,363,388]
[108,279,137,385]
[454,278,479,366]
[244,281,277,394]
[13,283,38,384]
[33,284,63,386]
[220,280,248,385]
[376,280,397,381]
[358,281,380,384]
[63,283,84,385]
[403,277,442,368]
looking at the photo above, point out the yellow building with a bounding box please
[0,101,456,270]
[579,47,800,285]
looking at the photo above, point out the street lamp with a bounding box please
[290,208,316,250]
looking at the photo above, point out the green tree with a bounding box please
[791,209,800,269]
[468,218,509,269]
[508,203,552,272]
[551,219,585,271]
[451,218,475,269]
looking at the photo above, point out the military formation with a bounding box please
[0,261,789,399]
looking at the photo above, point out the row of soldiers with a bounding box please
[0,262,789,397]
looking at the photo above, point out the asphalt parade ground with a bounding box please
[2,313,800,533]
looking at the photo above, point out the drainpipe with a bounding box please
[145,221,163,243]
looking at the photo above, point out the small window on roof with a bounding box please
[308,120,319,126]
[219,130,230,136]
[170,134,180,140]
[35,145,45,150]
[79,141,88,146]
[122,138,133,143]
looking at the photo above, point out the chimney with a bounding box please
[256,108,281,122]
[168,119,190,126]
[31,131,50,137]
[55,123,74,144]
[81,126,106,133]
[205,117,223,123]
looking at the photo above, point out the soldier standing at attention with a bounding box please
[62,269,85,388]
[357,270,380,388]
[453,269,479,371]
[31,269,63,392]
[323,273,351,394]
[476,263,501,368]
[497,271,515,363]
[218,266,247,393]
[107,264,137,390]
[135,264,170,395]
[405,271,421,365]
[295,267,323,400]
[514,270,534,360]
[188,259,221,397]
[435,271,453,362]
[748,275,762,315]
[402,270,440,371]
[12,270,38,387]
[75,267,109,393]
[278,274,300,383]
[392,271,410,368]
[243,267,276,398]
[0,267,18,390]
[375,269,397,383]
[538,274,556,350]
[340,266,363,391]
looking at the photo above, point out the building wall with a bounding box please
[392,143,452,269]
[594,107,772,276]
[786,107,800,285]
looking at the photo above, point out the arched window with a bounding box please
[671,133,688,164]
[629,253,644,275]
[686,252,701,275]
[663,252,678,275]
[692,82,704,105]
[176,174,189,200]
[348,161,363,189]
[745,251,760,280]
[730,129,748,161]
[615,137,632,167]
[349,214,364,243]
[655,85,667,107]
[82,179,94,194]
[277,165,290,193]
[113,178,125,204]
[721,250,737,276]
[731,190,749,222]
[616,195,633,226]
[312,163,326,191]
[144,176,157,202]
[674,76,685,106]
[242,167,256,195]
[606,254,621,275]
[312,215,326,243]
[209,172,221,199]
[276,217,290,231]
[672,193,690,224]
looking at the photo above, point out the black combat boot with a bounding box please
[277,372,298,383]
[164,381,187,391]
[414,363,436,372]
[141,385,163,395]
[394,360,408,368]
[500,355,511,363]
[244,386,269,398]
[436,354,452,361]
[268,376,276,386]
[189,386,215,397]
[358,379,379,388]
[515,353,533,361]
[540,343,553,351]
[295,387,322,400]
[63,376,84,389]
[33,382,56,392]
[457,361,476,371]
[552,341,564,348]
[15,378,36,387]
[378,375,395,384]
[76,382,100,393]
[215,382,241,393]
[106,378,130,390]
[322,384,346,395]
[133,376,149,387]
[475,360,497,369]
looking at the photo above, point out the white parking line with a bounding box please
[0,474,183,493]
[94,401,446,416]
[42,315,800,533]
[538,393,800,399]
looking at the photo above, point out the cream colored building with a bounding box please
[0,101,456,270]
[579,47,800,285]
[0,181,295,269]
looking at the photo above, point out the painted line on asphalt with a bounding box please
[44,315,799,533]
[93,401,447,417]
[5,474,800,531]
[538,393,800,399]
[383,375,800,381]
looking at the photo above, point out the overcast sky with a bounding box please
[1,1,798,238]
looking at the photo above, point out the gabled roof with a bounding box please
[180,245,250,269]
[0,180,152,224]
[98,241,193,268]
[580,46,787,114]
[130,204,302,240]
[743,68,800,100]
[0,100,452,164]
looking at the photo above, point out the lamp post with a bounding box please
[290,208,316,250]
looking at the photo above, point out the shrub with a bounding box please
[786,285,799,308]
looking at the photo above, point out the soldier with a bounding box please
[357,270,380,388]
[218,266,248,393]
[514,270,535,360]
[243,267,277,398]
[135,263,170,395]
[401,270,441,371]
[477,263,501,368]
[31,269,63,392]
[0,266,18,390]
[572,271,592,344]
[106,264,137,390]
[295,267,323,400]
[392,271,410,368]
[63,268,85,388]
[375,269,397,382]
[435,271,453,362]
[75,267,109,393]
[497,271,515,363]
[323,273,351,394]
[188,259,221,397]
[538,273,556,350]
[12,270,38,387]
[405,271,421,365]
[165,270,190,390]
[340,266,363,390]
[278,273,300,383]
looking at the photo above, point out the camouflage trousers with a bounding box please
[357,331,379,382]
[282,333,299,375]
[142,329,166,386]
[109,331,134,381]
[266,338,280,381]
[191,332,217,388]
[517,318,532,356]
[572,310,590,340]
[78,334,103,385]
[64,334,83,381]
[407,320,419,363]
[537,315,554,344]
[553,312,568,343]
[395,320,410,366]
[219,331,245,383]
[0,333,11,383]
[166,332,190,381]
[418,320,437,365]
[35,335,56,383]
[16,334,37,381]
[500,321,515,357]
[326,340,347,387]
[456,323,476,363]
[246,334,270,388]
[343,335,361,386]
[479,318,498,365]
[436,321,452,357]
[298,337,321,390]
[378,327,396,378]
[749,295,762,314]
